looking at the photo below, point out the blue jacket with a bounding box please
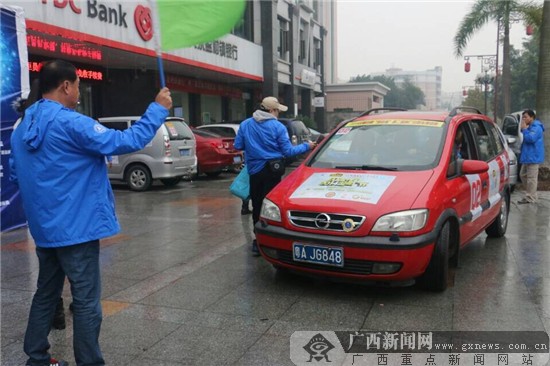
[234,110,310,175]
[9,99,168,247]
[520,119,545,164]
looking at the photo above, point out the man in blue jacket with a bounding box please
[10,60,172,366]
[234,96,315,256]
[518,109,545,204]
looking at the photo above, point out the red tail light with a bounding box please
[163,135,172,156]
[210,141,224,149]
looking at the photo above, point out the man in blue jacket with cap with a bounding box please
[234,96,315,256]
[517,109,545,204]
[10,59,172,366]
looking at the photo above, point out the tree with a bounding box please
[536,0,550,177]
[509,39,538,111]
[463,88,491,115]
[454,0,539,116]
[349,75,425,110]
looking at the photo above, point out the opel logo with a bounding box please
[314,213,331,229]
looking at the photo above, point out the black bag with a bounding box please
[267,158,285,175]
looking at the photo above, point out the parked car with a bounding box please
[501,111,523,158]
[255,107,512,291]
[278,118,312,164]
[196,123,242,172]
[496,125,518,191]
[309,127,328,143]
[98,116,197,191]
[192,129,243,177]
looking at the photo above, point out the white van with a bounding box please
[98,116,197,191]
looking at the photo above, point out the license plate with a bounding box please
[180,149,190,156]
[233,155,242,163]
[292,243,344,267]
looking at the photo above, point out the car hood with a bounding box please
[268,165,435,215]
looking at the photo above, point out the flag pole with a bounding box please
[149,0,166,88]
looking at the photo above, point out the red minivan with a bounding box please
[255,107,511,291]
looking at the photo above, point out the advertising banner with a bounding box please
[1,4,29,232]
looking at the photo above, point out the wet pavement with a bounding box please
[1,174,550,366]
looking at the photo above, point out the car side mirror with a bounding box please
[507,136,516,145]
[461,159,489,175]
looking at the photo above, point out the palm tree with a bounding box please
[536,0,550,177]
[454,0,537,117]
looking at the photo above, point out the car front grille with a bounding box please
[288,211,366,232]
[275,248,373,275]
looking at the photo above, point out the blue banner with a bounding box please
[1,5,29,232]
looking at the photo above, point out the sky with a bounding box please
[336,0,537,95]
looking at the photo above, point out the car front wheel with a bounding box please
[419,221,450,292]
[485,193,509,238]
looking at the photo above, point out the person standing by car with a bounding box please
[10,59,172,366]
[518,109,545,204]
[234,96,316,256]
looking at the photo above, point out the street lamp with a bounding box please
[463,54,497,118]
[475,71,495,115]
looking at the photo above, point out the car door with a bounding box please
[468,119,502,231]
[446,121,482,245]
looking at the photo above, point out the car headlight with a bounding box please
[260,198,281,222]
[372,209,428,232]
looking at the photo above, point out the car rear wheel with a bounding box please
[160,177,182,187]
[126,165,152,192]
[419,221,450,292]
[485,193,509,238]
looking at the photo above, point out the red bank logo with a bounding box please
[41,0,82,14]
[134,5,153,41]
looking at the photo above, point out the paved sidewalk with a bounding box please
[2,179,549,365]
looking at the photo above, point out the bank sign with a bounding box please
[13,0,262,80]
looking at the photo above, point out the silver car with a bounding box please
[496,124,518,190]
[98,116,197,191]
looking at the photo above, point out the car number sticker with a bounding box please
[466,174,483,222]
[289,172,395,204]
[336,127,351,135]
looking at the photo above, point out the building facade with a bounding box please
[371,67,443,111]
[324,82,390,129]
[8,0,335,128]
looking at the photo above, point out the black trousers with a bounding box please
[250,164,283,228]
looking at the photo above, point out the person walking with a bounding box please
[10,59,172,366]
[234,96,316,256]
[517,109,545,204]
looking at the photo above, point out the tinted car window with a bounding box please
[101,121,128,131]
[502,115,518,135]
[470,120,498,161]
[193,129,221,138]
[202,126,236,137]
[131,119,193,140]
[486,121,504,154]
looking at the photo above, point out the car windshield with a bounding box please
[309,119,445,171]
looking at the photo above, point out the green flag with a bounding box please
[156,0,246,51]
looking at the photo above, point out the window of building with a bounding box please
[278,18,289,61]
[231,2,253,41]
[299,25,306,64]
[313,38,321,72]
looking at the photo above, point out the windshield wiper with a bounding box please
[334,165,398,171]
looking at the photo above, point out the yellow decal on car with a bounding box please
[346,120,444,128]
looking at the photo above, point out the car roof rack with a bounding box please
[448,106,483,118]
[357,107,407,117]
